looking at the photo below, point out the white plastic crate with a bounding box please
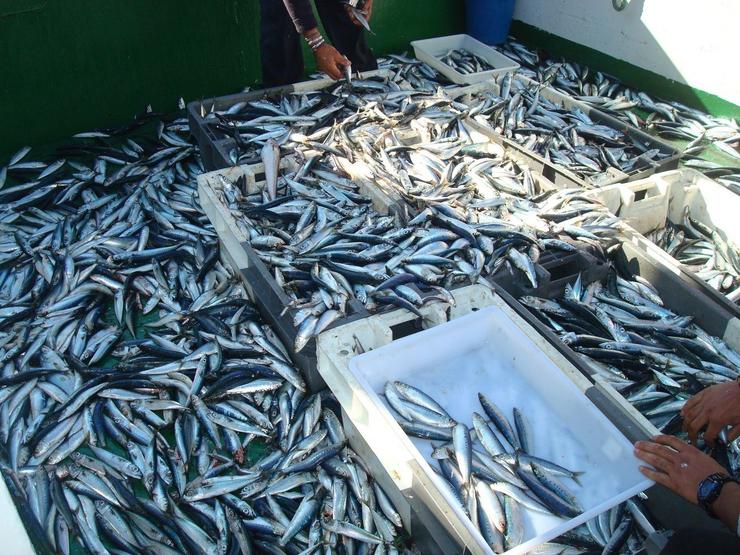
[584,168,740,307]
[585,168,739,247]
[348,306,652,554]
[318,288,651,555]
[411,34,519,84]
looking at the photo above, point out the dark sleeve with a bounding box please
[282,0,318,34]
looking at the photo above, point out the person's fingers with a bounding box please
[684,412,708,444]
[325,63,343,80]
[344,5,362,26]
[681,400,698,420]
[639,466,672,488]
[653,434,689,452]
[635,440,679,460]
[729,426,740,443]
[335,53,350,69]
[318,57,341,80]
[635,449,674,474]
[682,390,703,414]
[703,421,722,446]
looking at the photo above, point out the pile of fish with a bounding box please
[496,38,740,165]
[0,118,406,553]
[521,271,740,440]
[465,74,672,184]
[378,54,457,92]
[4,38,739,554]
[198,58,456,167]
[645,210,739,301]
[213,151,460,353]
[682,159,740,195]
[385,381,585,553]
[540,498,659,555]
[210,95,628,353]
[439,49,495,75]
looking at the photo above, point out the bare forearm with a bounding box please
[713,482,740,534]
[302,27,320,40]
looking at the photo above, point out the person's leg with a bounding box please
[259,0,305,86]
[314,0,377,72]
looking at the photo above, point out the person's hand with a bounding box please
[681,381,740,446]
[634,434,728,504]
[313,43,350,80]
[344,0,373,26]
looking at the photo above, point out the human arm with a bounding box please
[277,1,349,80]
[282,0,318,34]
[681,380,740,445]
[713,482,740,535]
[635,435,740,534]
[302,27,350,80]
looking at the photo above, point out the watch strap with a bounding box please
[698,473,735,518]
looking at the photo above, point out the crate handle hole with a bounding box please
[633,188,648,202]
[390,319,423,341]
[339,349,349,357]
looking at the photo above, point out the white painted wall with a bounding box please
[512,0,740,105]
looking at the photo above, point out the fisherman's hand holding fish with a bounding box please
[306,28,351,80]
[260,0,375,87]
[681,381,740,446]
[634,435,740,535]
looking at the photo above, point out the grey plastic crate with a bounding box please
[453,75,682,189]
[513,237,739,441]
[187,71,389,171]
[196,126,608,389]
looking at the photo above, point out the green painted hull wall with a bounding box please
[0,0,464,157]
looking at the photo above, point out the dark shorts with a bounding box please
[259,0,378,87]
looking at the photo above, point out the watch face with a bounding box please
[699,478,720,502]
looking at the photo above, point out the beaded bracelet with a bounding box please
[306,35,325,51]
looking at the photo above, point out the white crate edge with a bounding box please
[585,168,740,246]
[584,168,740,312]
[0,477,35,555]
[316,285,601,554]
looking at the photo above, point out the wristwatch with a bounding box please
[697,473,737,517]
